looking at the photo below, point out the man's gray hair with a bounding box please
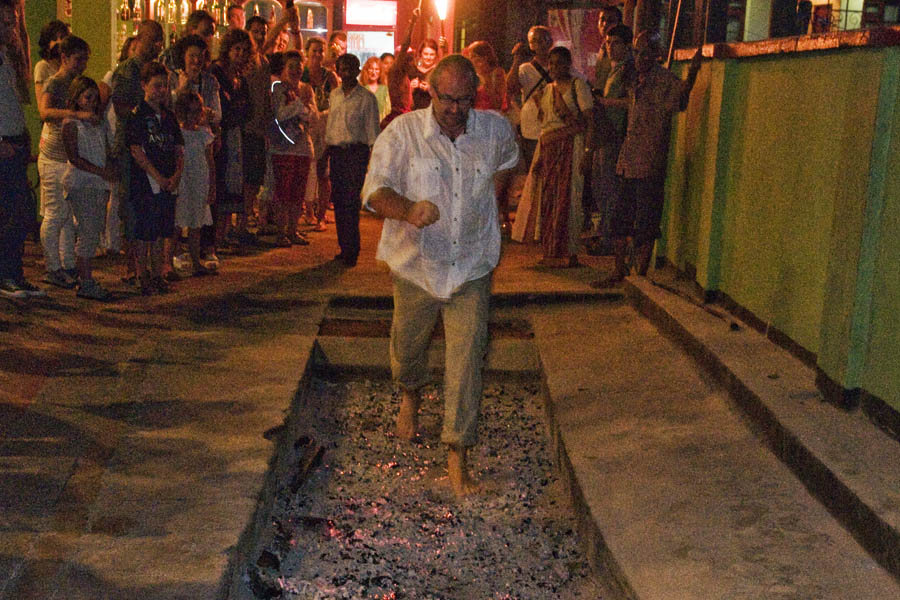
[528,26,552,43]
[429,54,478,92]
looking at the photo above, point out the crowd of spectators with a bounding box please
[0,0,702,301]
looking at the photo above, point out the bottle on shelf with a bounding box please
[306,8,314,29]
[117,0,131,21]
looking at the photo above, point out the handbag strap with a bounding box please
[522,60,551,104]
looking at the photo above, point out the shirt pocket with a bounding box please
[407,158,444,203]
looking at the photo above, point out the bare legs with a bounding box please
[447,445,479,497]
[394,387,479,498]
[395,387,419,441]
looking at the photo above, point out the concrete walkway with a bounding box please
[529,290,900,599]
[2,212,898,599]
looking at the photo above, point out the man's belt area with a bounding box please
[0,132,28,145]
[329,142,368,149]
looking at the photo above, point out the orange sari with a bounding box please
[537,84,585,260]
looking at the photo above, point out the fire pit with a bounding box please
[246,378,599,599]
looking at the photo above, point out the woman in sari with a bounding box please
[520,46,592,267]
[209,28,253,252]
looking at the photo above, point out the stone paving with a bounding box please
[3,212,899,599]
[0,214,612,600]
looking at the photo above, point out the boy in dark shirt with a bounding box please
[125,61,184,294]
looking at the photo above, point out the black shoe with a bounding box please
[237,231,260,246]
[43,269,77,289]
[151,276,170,294]
[334,253,357,267]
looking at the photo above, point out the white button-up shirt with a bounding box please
[363,106,519,299]
[324,84,380,147]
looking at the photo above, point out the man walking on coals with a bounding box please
[363,55,519,497]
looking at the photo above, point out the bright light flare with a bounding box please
[434,0,449,21]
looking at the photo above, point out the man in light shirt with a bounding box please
[506,25,552,169]
[0,0,46,298]
[324,53,379,266]
[364,55,519,497]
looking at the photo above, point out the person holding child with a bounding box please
[38,35,92,289]
[125,61,184,295]
[61,75,117,300]
[172,91,217,276]
[269,49,316,247]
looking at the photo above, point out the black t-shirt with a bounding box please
[126,100,184,197]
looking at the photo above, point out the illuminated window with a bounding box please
[345,0,398,27]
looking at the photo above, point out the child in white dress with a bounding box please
[173,91,216,276]
[61,76,116,300]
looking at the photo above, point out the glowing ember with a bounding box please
[252,379,599,599]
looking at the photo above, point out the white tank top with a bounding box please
[62,119,111,191]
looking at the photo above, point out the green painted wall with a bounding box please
[665,48,882,356]
[23,0,58,161]
[657,47,900,410]
[663,44,900,409]
[722,50,879,355]
[70,0,113,82]
[861,49,900,406]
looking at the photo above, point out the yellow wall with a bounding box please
[664,44,900,409]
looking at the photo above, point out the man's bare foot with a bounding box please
[395,388,419,441]
[447,445,479,497]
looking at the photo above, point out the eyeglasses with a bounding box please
[435,93,475,108]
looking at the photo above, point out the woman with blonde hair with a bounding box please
[359,55,390,122]
[463,40,506,111]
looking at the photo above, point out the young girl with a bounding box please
[268,50,316,247]
[172,91,216,276]
[61,75,116,300]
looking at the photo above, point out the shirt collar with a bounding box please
[424,105,477,142]
[340,83,363,98]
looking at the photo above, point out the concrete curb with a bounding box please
[625,276,900,583]
[221,334,323,600]
[540,377,639,600]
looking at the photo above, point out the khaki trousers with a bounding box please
[390,273,492,448]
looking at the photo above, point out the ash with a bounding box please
[256,379,599,600]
